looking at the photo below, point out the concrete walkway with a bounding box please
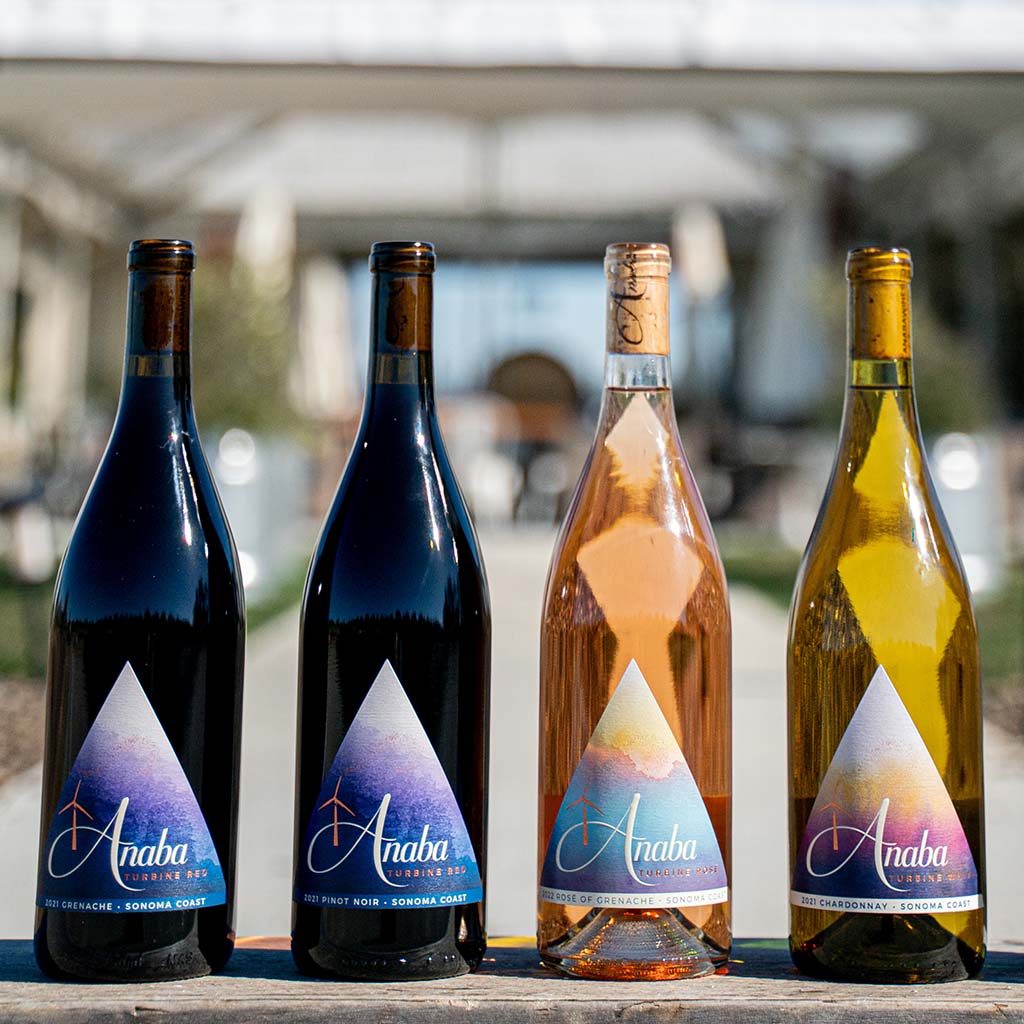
[1,526,1021,947]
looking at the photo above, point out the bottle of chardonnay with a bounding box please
[292,242,490,980]
[538,243,731,980]
[35,240,245,981]
[788,246,985,983]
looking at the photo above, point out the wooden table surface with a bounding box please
[3,938,1024,1022]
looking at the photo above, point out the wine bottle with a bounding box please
[538,243,732,980]
[788,246,985,983]
[34,240,246,982]
[292,241,490,981]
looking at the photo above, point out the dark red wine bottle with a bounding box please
[292,241,490,980]
[34,240,245,982]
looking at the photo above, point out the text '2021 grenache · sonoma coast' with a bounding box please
[35,240,246,982]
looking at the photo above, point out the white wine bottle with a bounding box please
[538,243,731,980]
[788,246,985,982]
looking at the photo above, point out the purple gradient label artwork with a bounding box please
[37,662,225,914]
[792,665,981,914]
[294,660,482,910]
[540,660,727,909]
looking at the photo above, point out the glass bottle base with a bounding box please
[791,914,985,984]
[292,936,480,981]
[540,908,725,981]
[34,914,227,983]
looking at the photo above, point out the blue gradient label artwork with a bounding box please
[37,662,225,914]
[540,660,727,909]
[294,660,482,910]
[791,665,981,915]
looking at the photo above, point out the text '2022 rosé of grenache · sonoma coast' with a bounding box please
[538,243,732,980]
[35,240,246,982]
[788,247,985,983]
[292,242,491,981]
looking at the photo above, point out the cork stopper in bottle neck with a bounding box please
[604,243,672,356]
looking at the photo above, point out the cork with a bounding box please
[604,243,672,356]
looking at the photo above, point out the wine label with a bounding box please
[37,663,226,914]
[293,660,482,910]
[791,665,982,914]
[539,660,727,909]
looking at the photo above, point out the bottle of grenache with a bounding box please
[35,240,246,982]
[788,247,985,982]
[538,243,732,980]
[292,242,490,981]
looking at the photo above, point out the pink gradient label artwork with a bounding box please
[37,662,225,914]
[540,660,727,909]
[294,660,482,910]
[791,665,981,915]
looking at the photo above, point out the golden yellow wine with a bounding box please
[538,243,731,980]
[788,247,985,983]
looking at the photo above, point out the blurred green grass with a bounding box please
[0,556,311,683]
[2,545,1021,706]
[721,541,1024,703]
[721,542,801,612]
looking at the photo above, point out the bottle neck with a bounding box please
[604,352,671,391]
[603,258,672,393]
[363,269,436,426]
[838,276,924,484]
[847,277,913,388]
[116,268,194,427]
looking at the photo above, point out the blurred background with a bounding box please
[0,0,1023,945]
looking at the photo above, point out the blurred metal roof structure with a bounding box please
[4,0,1024,71]
[0,0,1022,253]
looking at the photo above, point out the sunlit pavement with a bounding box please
[1,527,1021,949]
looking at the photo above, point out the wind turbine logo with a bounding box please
[819,790,848,853]
[59,779,93,852]
[318,776,355,848]
[566,775,603,847]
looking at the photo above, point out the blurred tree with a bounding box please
[191,261,299,433]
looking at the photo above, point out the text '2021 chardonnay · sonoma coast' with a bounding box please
[788,247,985,983]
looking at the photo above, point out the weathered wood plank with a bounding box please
[2,939,1023,1022]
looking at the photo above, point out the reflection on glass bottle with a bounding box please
[788,247,985,983]
[35,240,245,982]
[292,242,490,981]
[538,243,732,980]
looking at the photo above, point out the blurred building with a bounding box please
[1,0,1023,552]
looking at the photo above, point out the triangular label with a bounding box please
[37,663,226,913]
[791,665,981,914]
[294,660,482,910]
[540,660,727,908]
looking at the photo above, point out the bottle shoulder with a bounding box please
[303,433,488,625]
[55,428,240,623]
[542,408,727,625]
[791,445,975,648]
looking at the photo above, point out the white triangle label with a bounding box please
[540,660,727,908]
[791,665,981,914]
[37,662,226,913]
[294,660,482,909]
